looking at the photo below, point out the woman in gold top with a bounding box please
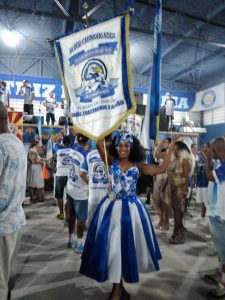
[167,141,195,244]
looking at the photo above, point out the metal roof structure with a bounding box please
[1,0,225,92]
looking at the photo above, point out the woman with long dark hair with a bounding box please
[80,131,177,300]
[167,141,195,244]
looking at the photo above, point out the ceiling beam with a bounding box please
[65,0,79,33]
[0,4,69,20]
[131,27,225,48]
[169,47,225,82]
[135,0,225,30]
[140,2,225,75]
[2,3,225,49]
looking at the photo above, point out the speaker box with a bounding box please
[58,116,73,126]
[23,115,36,124]
[159,106,169,131]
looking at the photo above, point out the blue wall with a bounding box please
[202,124,225,143]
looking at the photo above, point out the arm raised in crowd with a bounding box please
[154,140,166,160]
[139,138,176,175]
[202,147,215,182]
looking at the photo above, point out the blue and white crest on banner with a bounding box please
[75,58,118,103]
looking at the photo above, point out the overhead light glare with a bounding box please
[1,29,20,47]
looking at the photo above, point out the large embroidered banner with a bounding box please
[54,14,136,140]
[8,112,23,140]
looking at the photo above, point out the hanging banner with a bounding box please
[126,114,143,139]
[54,14,136,140]
[191,83,225,111]
[7,112,23,140]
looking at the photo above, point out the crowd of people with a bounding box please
[0,79,62,127]
[1,99,225,300]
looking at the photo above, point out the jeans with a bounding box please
[209,216,225,262]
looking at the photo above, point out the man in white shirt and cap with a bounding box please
[165,92,176,131]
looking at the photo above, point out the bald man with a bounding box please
[0,102,27,300]
[203,137,225,298]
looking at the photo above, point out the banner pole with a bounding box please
[103,138,111,196]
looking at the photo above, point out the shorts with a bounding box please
[209,216,225,262]
[196,187,208,205]
[67,194,88,221]
[46,112,55,124]
[55,176,67,199]
[24,104,33,115]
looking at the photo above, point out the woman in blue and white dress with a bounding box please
[80,131,176,300]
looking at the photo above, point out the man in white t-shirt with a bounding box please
[43,92,58,126]
[0,102,27,300]
[66,134,89,252]
[203,137,225,298]
[165,92,176,130]
[18,80,35,115]
[53,132,71,220]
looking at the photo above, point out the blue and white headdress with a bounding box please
[115,131,133,146]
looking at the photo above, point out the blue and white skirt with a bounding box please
[80,195,161,283]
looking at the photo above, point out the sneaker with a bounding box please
[68,239,77,249]
[208,282,225,298]
[202,270,221,285]
[75,241,84,254]
[57,213,64,220]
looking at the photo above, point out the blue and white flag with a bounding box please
[46,135,53,161]
[37,116,42,145]
[64,117,69,135]
[150,0,162,141]
[141,0,162,147]
[54,14,136,140]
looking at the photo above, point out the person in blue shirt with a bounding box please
[0,102,27,300]
[203,137,225,299]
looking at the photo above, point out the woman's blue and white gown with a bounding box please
[80,160,161,283]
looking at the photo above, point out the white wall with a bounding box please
[173,111,201,126]
[203,106,225,125]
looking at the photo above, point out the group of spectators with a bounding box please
[152,137,225,298]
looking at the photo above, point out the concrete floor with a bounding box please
[12,195,218,300]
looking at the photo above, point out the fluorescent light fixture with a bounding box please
[54,0,70,16]
[82,2,104,19]
[1,29,20,47]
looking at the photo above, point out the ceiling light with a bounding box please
[1,29,20,47]
[54,0,70,16]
